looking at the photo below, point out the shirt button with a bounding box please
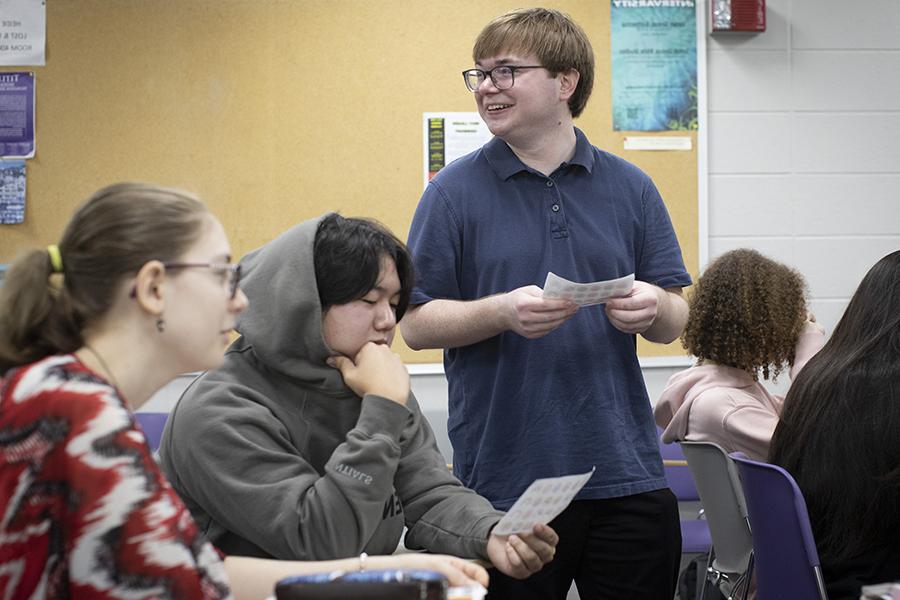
[552,204,560,212]
[546,180,554,187]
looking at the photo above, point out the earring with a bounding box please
[156,318,166,333]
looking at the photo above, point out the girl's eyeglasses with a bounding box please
[162,262,242,299]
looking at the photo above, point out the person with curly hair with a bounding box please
[654,249,825,460]
[769,250,900,599]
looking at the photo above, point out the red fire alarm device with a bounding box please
[711,0,766,33]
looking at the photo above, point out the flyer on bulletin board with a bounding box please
[610,0,698,131]
[0,71,35,158]
[0,159,26,224]
[423,112,493,187]
[0,0,47,66]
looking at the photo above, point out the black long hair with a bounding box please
[769,249,900,563]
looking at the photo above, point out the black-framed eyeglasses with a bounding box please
[462,65,544,92]
[163,262,242,299]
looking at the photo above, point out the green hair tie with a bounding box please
[47,244,63,273]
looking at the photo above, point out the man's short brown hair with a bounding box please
[473,8,595,118]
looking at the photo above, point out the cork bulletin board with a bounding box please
[0,1,699,362]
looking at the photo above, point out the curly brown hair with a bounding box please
[682,249,807,380]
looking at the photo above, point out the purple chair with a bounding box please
[134,411,169,452]
[730,453,828,600]
[659,435,712,556]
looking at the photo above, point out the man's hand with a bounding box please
[604,281,662,335]
[327,342,410,405]
[502,286,578,339]
[486,523,558,579]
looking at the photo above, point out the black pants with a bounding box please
[487,488,681,600]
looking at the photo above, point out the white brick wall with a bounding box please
[708,0,900,338]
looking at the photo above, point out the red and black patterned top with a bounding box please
[0,354,232,599]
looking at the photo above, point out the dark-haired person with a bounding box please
[655,249,825,460]
[158,213,558,581]
[769,250,900,599]
[0,185,491,600]
[401,7,691,599]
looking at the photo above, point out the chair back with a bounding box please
[730,453,828,600]
[135,412,169,452]
[659,435,698,501]
[680,442,753,577]
[659,434,711,555]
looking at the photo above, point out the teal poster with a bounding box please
[611,0,698,131]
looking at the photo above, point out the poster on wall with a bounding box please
[0,71,35,158]
[423,112,493,187]
[0,159,26,224]
[610,0,698,131]
[0,0,46,66]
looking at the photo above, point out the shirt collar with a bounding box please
[484,127,595,180]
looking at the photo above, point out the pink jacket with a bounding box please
[654,329,826,461]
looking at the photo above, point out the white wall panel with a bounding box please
[792,0,900,49]
[792,175,900,235]
[709,113,791,173]
[792,114,900,173]
[710,175,793,235]
[708,51,790,111]
[795,237,900,297]
[792,51,900,111]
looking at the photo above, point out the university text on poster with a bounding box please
[611,0,698,132]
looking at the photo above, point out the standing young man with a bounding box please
[402,8,691,599]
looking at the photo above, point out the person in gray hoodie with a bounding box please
[158,213,557,580]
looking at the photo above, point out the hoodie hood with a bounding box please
[235,213,344,390]
[654,363,755,443]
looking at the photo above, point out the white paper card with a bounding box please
[492,468,595,536]
[623,136,692,151]
[542,272,634,307]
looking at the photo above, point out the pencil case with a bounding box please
[274,568,448,600]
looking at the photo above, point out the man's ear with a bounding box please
[558,68,580,102]
[132,260,167,316]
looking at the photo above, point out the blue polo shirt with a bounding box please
[407,128,692,509]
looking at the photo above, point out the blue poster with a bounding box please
[0,71,35,158]
[611,0,697,131]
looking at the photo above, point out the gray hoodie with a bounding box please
[158,215,502,561]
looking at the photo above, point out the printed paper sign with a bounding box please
[0,0,46,66]
[422,112,492,186]
[0,71,35,158]
[542,272,634,307]
[492,468,595,536]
